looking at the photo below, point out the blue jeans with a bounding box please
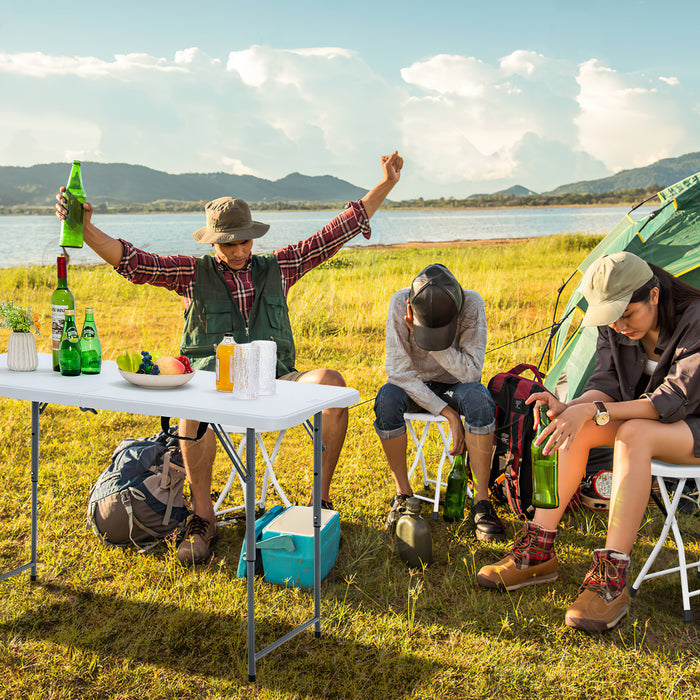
[373,381,496,440]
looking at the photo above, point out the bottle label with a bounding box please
[65,328,79,342]
[82,327,96,339]
[51,304,70,350]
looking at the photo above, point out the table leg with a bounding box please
[313,411,322,637]
[245,427,257,682]
[30,401,40,582]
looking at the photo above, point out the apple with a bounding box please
[156,356,186,375]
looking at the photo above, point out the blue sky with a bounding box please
[2,0,700,198]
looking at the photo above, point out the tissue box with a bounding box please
[258,506,340,588]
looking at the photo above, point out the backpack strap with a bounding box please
[119,489,163,547]
[160,416,208,441]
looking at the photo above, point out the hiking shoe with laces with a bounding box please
[177,514,217,565]
[385,494,410,533]
[565,549,630,632]
[477,522,558,591]
[471,499,506,541]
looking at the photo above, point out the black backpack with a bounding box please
[487,364,545,520]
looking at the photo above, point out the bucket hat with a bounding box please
[409,264,464,351]
[581,252,654,326]
[193,197,269,244]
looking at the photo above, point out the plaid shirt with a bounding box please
[115,201,370,321]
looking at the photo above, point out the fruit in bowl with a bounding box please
[116,350,194,375]
[158,356,186,375]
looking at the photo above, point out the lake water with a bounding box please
[0,205,656,268]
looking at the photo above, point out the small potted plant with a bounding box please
[0,302,41,371]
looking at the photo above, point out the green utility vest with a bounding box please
[179,254,295,376]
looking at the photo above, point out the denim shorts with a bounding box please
[373,381,496,440]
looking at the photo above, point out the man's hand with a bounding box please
[404,300,414,330]
[440,405,465,456]
[381,151,403,185]
[361,150,404,218]
[55,186,93,228]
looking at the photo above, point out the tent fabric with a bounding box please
[543,171,700,401]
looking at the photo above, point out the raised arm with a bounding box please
[55,187,124,267]
[361,151,403,218]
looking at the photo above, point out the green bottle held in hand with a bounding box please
[51,255,75,372]
[80,307,102,374]
[531,405,559,509]
[58,309,81,376]
[60,160,86,248]
[443,453,467,522]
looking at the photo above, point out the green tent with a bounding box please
[543,171,700,400]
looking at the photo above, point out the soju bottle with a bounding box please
[58,309,81,376]
[80,307,102,374]
[60,160,86,248]
[531,406,559,509]
[51,255,75,371]
[443,454,467,522]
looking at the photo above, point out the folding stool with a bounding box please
[405,412,469,520]
[630,459,700,622]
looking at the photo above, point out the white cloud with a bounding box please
[660,76,679,86]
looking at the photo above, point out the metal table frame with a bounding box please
[0,354,358,681]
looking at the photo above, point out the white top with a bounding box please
[0,354,359,432]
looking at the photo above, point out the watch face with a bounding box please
[594,412,610,426]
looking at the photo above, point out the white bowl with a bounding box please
[118,368,195,389]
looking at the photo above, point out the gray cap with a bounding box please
[193,197,269,244]
[409,264,464,351]
[580,252,654,326]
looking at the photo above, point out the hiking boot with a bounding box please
[471,499,506,541]
[477,522,558,591]
[565,549,631,632]
[385,493,411,533]
[177,514,217,565]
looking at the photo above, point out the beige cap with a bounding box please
[581,252,654,326]
[192,197,269,244]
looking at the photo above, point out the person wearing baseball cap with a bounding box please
[374,263,504,541]
[478,251,700,633]
[56,151,404,564]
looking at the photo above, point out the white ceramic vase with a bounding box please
[6,331,38,371]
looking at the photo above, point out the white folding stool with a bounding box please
[405,412,469,520]
[211,424,292,518]
[630,459,700,622]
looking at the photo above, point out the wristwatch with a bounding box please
[593,401,610,426]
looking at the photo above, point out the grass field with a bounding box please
[1,235,699,699]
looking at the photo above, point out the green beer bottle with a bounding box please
[51,255,75,371]
[58,309,81,376]
[79,307,102,374]
[60,160,86,248]
[531,406,559,509]
[443,453,467,522]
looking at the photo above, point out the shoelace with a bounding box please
[184,514,210,538]
[581,556,621,591]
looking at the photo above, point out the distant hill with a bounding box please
[546,152,700,195]
[498,184,538,197]
[0,162,369,207]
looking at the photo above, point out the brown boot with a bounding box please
[477,521,558,591]
[565,549,630,632]
[177,514,217,565]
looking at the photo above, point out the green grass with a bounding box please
[1,235,700,699]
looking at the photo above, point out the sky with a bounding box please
[2,0,700,199]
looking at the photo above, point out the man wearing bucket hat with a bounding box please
[477,251,700,632]
[56,151,403,564]
[374,263,504,541]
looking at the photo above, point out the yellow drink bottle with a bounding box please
[216,333,236,391]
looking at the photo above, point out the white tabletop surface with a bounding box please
[0,354,359,431]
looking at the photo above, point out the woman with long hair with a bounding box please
[477,251,700,632]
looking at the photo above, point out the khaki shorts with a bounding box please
[278,369,310,382]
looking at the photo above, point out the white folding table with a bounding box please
[0,353,358,682]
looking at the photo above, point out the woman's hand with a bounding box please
[534,403,596,455]
[526,391,566,429]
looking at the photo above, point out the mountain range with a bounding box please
[2,152,700,208]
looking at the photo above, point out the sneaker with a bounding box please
[477,523,558,591]
[385,494,410,533]
[177,514,217,565]
[471,499,506,541]
[565,549,631,632]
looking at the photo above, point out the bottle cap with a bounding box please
[405,497,423,515]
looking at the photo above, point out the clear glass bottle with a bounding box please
[58,309,81,376]
[60,160,86,248]
[396,497,433,567]
[79,307,102,374]
[51,255,75,372]
[215,333,236,391]
[531,406,559,509]
[443,453,467,522]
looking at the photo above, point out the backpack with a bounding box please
[487,364,546,520]
[86,418,205,549]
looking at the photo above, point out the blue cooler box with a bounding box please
[258,506,340,589]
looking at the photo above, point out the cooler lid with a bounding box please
[262,505,336,537]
